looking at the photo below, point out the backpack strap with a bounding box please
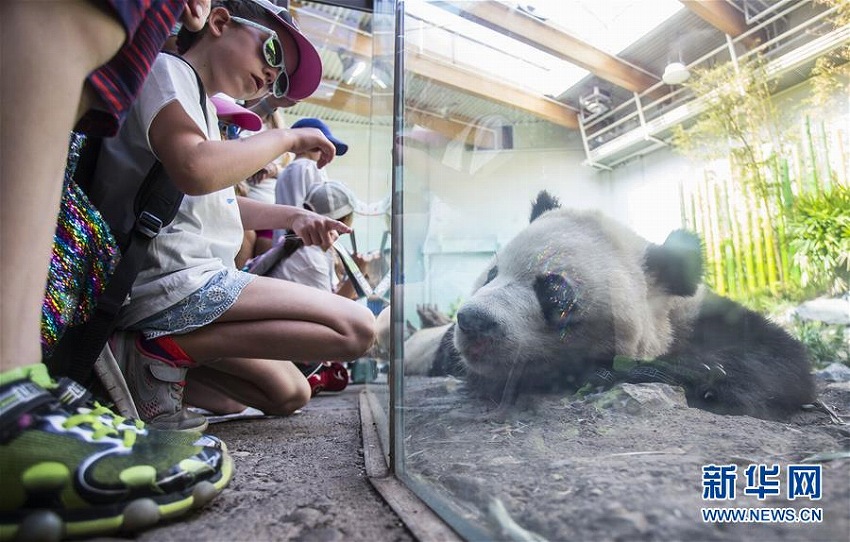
[67,55,208,385]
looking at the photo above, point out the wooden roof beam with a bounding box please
[303,82,372,115]
[407,51,579,129]
[292,3,578,130]
[448,1,660,96]
[680,0,762,48]
[407,109,498,149]
[293,5,577,129]
[304,88,494,147]
[293,11,373,57]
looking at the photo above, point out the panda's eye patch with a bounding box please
[533,273,577,326]
[484,265,498,285]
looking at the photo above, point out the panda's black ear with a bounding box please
[530,190,561,223]
[644,230,703,296]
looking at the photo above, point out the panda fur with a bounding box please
[446,191,814,420]
[404,323,453,375]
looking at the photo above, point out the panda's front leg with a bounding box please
[582,356,728,398]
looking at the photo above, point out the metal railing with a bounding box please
[578,0,847,170]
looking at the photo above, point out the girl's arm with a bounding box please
[149,101,335,196]
[236,197,352,250]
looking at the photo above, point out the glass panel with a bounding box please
[286,0,394,461]
[364,0,397,465]
[394,1,850,540]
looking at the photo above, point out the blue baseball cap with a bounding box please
[290,117,348,156]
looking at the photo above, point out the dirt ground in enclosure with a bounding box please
[117,371,848,542]
[402,374,850,541]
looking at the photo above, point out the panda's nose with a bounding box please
[456,306,498,337]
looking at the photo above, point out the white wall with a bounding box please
[309,117,697,319]
[400,127,617,316]
[313,121,393,257]
[601,148,696,243]
[317,75,848,322]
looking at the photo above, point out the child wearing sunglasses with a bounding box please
[91,0,376,430]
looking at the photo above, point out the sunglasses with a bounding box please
[230,16,290,98]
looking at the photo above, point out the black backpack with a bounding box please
[44,54,207,388]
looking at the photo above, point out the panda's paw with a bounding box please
[700,362,727,385]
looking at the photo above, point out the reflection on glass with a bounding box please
[284,0,395,459]
[395,1,849,540]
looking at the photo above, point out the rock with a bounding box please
[286,507,325,529]
[815,362,850,383]
[592,383,688,415]
[793,297,850,325]
[610,505,649,534]
[827,381,850,391]
[294,527,345,542]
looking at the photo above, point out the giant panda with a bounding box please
[437,191,814,420]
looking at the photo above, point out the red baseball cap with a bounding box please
[249,0,322,101]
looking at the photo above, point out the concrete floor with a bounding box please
[134,385,419,542]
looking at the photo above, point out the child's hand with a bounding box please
[182,0,211,31]
[291,210,353,251]
[286,128,337,168]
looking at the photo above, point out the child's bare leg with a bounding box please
[235,230,257,269]
[0,0,125,370]
[186,358,310,416]
[173,277,376,363]
[184,371,248,414]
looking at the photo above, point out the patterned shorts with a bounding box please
[129,268,256,339]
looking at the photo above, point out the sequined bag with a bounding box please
[43,57,206,384]
[41,134,120,358]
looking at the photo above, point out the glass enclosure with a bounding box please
[286,0,396,456]
[291,0,848,538]
[389,1,849,540]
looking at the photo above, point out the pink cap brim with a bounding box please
[253,0,323,101]
[277,20,323,100]
[211,95,263,131]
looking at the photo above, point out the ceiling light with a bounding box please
[345,61,366,85]
[371,64,392,90]
[662,62,691,85]
[339,53,367,86]
[371,73,387,90]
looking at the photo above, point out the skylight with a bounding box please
[405,0,683,97]
[521,0,684,55]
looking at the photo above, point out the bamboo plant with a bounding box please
[672,45,849,302]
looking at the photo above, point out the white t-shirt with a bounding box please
[267,245,339,292]
[246,178,276,204]
[92,54,243,327]
[273,157,328,243]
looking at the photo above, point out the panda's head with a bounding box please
[453,191,703,391]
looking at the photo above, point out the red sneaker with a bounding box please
[307,370,324,396]
[323,362,350,392]
[307,362,349,396]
